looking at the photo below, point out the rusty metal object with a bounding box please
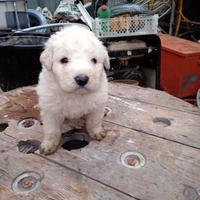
[120,151,145,169]
[17,117,38,130]
[11,171,43,193]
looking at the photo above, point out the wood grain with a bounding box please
[0,136,137,200]
[2,115,200,200]
[1,86,200,149]
[33,123,200,200]
[109,82,200,115]
[105,95,200,149]
[0,87,39,120]
[1,84,200,200]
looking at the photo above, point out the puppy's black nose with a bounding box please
[74,75,89,86]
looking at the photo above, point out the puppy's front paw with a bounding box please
[89,129,106,141]
[40,139,59,155]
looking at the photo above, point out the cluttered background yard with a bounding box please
[1,1,200,200]
[0,0,199,106]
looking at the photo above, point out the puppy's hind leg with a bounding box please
[86,107,106,141]
[40,111,64,155]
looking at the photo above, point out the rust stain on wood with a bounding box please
[0,87,39,120]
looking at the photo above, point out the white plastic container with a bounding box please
[92,14,158,38]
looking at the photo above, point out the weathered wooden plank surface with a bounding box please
[0,87,39,120]
[106,95,200,149]
[2,85,199,149]
[51,123,200,200]
[109,82,200,115]
[0,136,137,200]
[3,119,200,200]
[1,84,200,200]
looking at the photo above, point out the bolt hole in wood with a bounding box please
[11,171,42,193]
[120,151,145,169]
[0,123,8,132]
[153,117,171,127]
[17,140,41,154]
[17,118,38,129]
[17,130,89,153]
[61,129,90,151]
[104,106,112,117]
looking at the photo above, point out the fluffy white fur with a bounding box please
[37,25,110,155]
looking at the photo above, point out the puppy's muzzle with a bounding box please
[74,74,89,87]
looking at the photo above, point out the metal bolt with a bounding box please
[18,177,35,189]
[126,156,139,166]
[120,151,145,169]
[12,171,42,193]
[17,118,38,129]
[21,120,34,128]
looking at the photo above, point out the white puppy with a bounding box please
[37,25,110,155]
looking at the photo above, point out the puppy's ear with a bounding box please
[103,49,110,71]
[40,40,53,70]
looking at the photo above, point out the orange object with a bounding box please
[160,34,200,98]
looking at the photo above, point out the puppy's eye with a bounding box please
[60,57,69,64]
[91,58,97,64]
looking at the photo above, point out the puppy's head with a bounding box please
[40,25,110,93]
